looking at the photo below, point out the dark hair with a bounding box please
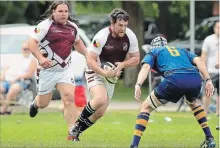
[39,1,78,24]
[110,8,129,24]
[214,21,220,27]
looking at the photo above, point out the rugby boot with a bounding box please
[200,137,216,148]
[69,122,81,142]
[29,102,38,117]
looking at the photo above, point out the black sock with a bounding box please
[77,101,95,125]
[80,118,94,132]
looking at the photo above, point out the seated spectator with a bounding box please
[0,42,37,115]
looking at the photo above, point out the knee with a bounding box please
[93,96,108,106]
[188,100,200,109]
[141,101,154,113]
[62,92,74,105]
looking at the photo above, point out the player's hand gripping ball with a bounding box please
[101,62,118,84]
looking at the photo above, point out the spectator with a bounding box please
[0,42,37,114]
[201,21,219,116]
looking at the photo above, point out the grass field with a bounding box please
[112,80,149,101]
[1,111,219,148]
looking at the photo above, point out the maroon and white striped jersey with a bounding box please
[31,18,80,70]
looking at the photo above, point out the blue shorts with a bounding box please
[154,72,202,103]
[1,80,31,93]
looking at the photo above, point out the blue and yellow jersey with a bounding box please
[141,46,198,76]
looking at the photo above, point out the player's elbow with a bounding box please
[142,63,150,69]
[86,57,95,69]
[193,57,204,67]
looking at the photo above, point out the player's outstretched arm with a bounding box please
[193,57,214,97]
[193,57,211,80]
[134,64,150,102]
[136,64,150,86]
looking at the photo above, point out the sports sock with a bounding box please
[192,105,213,139]
[131,112,150,147]
[76,101,95,125]
[80,118,94,132]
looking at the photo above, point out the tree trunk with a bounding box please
[212,1,219,16]
[122,1,144,87]
[157,1,171,40]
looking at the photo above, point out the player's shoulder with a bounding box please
[67,20,79,29]
[37,18,53,28]
[125,28,136,38]
[91,27,110,48]
[95,27,110,38]
[93,27,110,42]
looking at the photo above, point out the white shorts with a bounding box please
[38,68,75,95]
[85,69,115,100]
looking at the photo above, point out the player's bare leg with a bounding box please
[202,95,211,114]
[56,83,78,131]
[29,92,53,117]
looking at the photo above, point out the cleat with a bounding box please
[200,137,216,148]
[130,145,138,148]
[216,126,220,130]
[67,135,80,141]
[69,122,81,142]
[29,102,38,118]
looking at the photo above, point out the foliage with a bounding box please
[1,111,219,147]
[0,1,214,39]
[0,1,28,24]
[0,1,51,25]
[75,1,122,15]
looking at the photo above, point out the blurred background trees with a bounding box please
[1,1,218,41]
[0,1,219,87]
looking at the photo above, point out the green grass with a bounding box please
[113,80,149,101]
[1,111,219,148]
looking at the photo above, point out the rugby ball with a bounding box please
[101,62,118,84]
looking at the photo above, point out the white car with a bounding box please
[0,25,91,99]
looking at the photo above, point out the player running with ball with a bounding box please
[68,8,140,141]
